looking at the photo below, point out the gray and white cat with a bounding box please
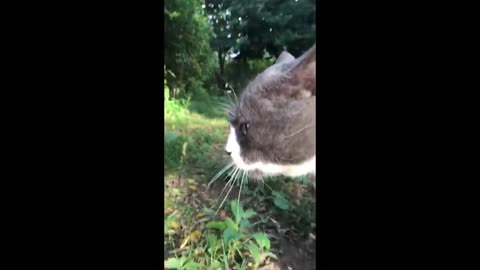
[225,45,316,180]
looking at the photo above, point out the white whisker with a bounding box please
[284,122,314,138]
[237,170,246,215]
[218,167,238,198]
[207,162,235,190]
[227,84,240,106]
[261,178,288,202]
[216,167,240,215]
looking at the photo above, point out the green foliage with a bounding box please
[165,0,217,95]
[252,233,270,250]
[165,257,185,269]
[204,200,276,269]
[165,0,316,102]
[206,0,316,61]
[272,191,290,210]
[165,257,202,270]
[204,0,316,94]
[164,79,228,175]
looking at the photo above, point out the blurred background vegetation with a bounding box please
[164,0,316,102]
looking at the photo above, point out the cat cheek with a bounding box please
[226,127,243,157]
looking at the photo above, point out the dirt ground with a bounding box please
[165,172,316,270]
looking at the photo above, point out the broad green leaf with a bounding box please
[273,193,289,210]
[165,257,182,269]
[224,217,239,232]
[206,221,226,230]
[252,233,271,250]
[230,200,244,224]
[222,228,241,244]
[246,243,261,264]
[242,209,256,219]
[239,219,250,231]
[183,261,201,270]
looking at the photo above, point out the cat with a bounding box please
[225,45,316,180]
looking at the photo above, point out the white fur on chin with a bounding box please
[225,127,315,177]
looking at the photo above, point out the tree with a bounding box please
[204,0,236,75]
[206,0,316,63]
[164,0,216,95]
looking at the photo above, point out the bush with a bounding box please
[164,0,217,95]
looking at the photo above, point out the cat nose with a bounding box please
[225,150,232,156]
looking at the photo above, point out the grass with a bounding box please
[164,93,316,270]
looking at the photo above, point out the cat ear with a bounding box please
[287,44,316,96]
[275,51,295,64]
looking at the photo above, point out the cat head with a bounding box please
[225,45,316,179]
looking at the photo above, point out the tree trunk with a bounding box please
[218,48,225,75]
[217,48,226,92]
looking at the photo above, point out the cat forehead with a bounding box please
[238,85,283,117]
[238,47,315,110]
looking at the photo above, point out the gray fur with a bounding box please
[227,45,316,167]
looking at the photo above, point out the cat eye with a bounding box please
[240,123,249,136]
